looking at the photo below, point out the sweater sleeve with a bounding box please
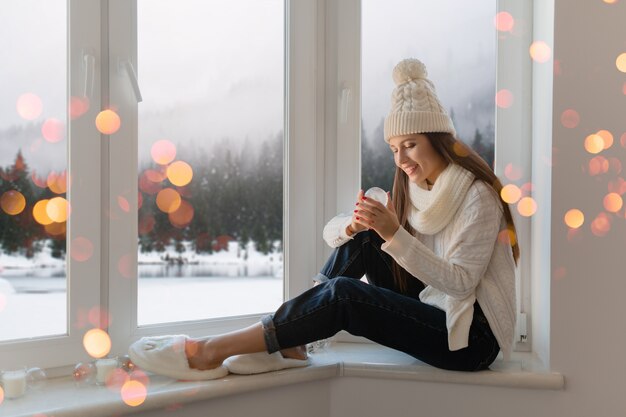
[381,184,502,300]
[322,214,355,248]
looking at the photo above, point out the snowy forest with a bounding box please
[0,117,493,260]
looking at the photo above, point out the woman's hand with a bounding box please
[354,191,400,242]
[347,190,369,236]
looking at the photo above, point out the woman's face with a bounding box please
[388,134,448,187]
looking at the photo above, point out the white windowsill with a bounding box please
[0,342,564,417]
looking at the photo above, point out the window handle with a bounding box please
[119,59,143,103]
[339,87,351,124]
[82,52,95,98]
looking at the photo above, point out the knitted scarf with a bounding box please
[407,163,475,235]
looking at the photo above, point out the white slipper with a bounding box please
[223,351,310,375]
[128,335,229,381]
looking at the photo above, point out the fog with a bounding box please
[0,0,495,172]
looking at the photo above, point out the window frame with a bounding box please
[0,0,104,370]
[327,0,534,350]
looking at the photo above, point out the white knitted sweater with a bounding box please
[322,181,517,360]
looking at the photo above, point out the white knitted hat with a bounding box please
[383,58,456,142]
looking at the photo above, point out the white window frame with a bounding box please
[327,0,535,351]
[0,0,104,370]
[105,0,324,357]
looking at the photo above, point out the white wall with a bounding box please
[134,1,626,416]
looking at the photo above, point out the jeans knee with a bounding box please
[327,276,361,297]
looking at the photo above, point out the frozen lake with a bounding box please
[0,265,283,342]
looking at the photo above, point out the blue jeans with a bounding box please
[261,230,500,372]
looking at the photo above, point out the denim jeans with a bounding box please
[262,230,500,372]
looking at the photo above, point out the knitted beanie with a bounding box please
[383,58,456,142]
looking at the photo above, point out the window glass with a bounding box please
[361,0,496,192]
[0,0,67,341]
[137,0,285,325]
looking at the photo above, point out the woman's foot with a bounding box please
[185,339,223,370]
[280,345,308,360]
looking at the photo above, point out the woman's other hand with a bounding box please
[354,192,400,241]
[346,190,369,236]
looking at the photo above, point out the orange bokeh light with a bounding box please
[603,193,623,212]
[584,134,604,154]
[609,157,622,175]
[616,53,626,73]
[151,140,177,165]
[139,214,156,235]
[590,213,611,236]
[596,130,614,149]
[33,200,54,225]
[145,169,167,183]
[517,197,537,217]
[71,236,94,262]
[0,190,26,215]
[46,196,70,222]
[169,200,195,228]
[494,11,515,32]
[83,328,112,358]
[564,209,584,229]
[45,221,66,237]
[603,0,618,3]
[89,306,112,328]
[561,109,579,128]
[118,196,130,213]
[156,188,182,213]
[139,171,162,195]
[47,171,68,194]
[500,184,522,204]
[121,380,147,407]
[167,161,193,187]
[497,228,517,246]
[588,156,609,176]
[0,386,4,405]
[31,171,48,188]
[96,109,121,135]
[621,132,626,149]
[495,89,513,108]
[69,96,90,119]
[41,118,65,143]
[16,93,43,120]
[529,41,551,63]
[452,141,470,157]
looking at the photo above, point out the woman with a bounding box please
[130,58,518,379]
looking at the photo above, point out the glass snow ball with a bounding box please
[118,355,136,372]
[26,367,47,391]
[73,362,96,387]
[364,187,388,206]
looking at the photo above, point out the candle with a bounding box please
[95,359,118,385]
[2,370,27,399]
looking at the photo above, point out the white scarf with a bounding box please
[408,163,475,235]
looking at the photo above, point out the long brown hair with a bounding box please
[390,132,520,294]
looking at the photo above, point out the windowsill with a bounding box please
[1,342,564,417]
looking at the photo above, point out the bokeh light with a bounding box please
[46,196,70,222]
[500,184,522,204]
[497,228,517,246]
[603,193,623,212]
[139,171,162,195]
[31,171,48,188]
[621,133,626,149]
[596,129,614,149]
[520,182,534,196]
[591,213,611,236]
[105,368,130,393]
[616,53,626,73]
[69,96,90,119]
[121,380,147,407]
[118,196,130,213]
[560,109,579,128]
[71,237,94,262]
[504,163,523,181]
[16,93,43,120]
[494,11,515,32]
[529,41,551,63]
[452,141,470,157]
[169,200,195,228]
[41,118,65,143]
[167,161,193,187]
[584,134,604,154]
[47,171,68,194]
[88,306,112,329]
[151,140,177,165]
[83,328,112,358]
[96,109,121,135]
[0,386,4,405]
[495,89,513,108]
[145,169,166,183]
[33,200,54,225]
[139,214,156,235]
[608,177,626,195]
[517,197,537,217]
[554,266,567,280]
[588,156,609,176]
[44,221,66,237]
[0,190,26,215]
[564,209,584,229]
[609,157,622,175]
[156,188,182,213]
[603,0,618,3]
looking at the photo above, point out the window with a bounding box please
[330,0,533,349]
